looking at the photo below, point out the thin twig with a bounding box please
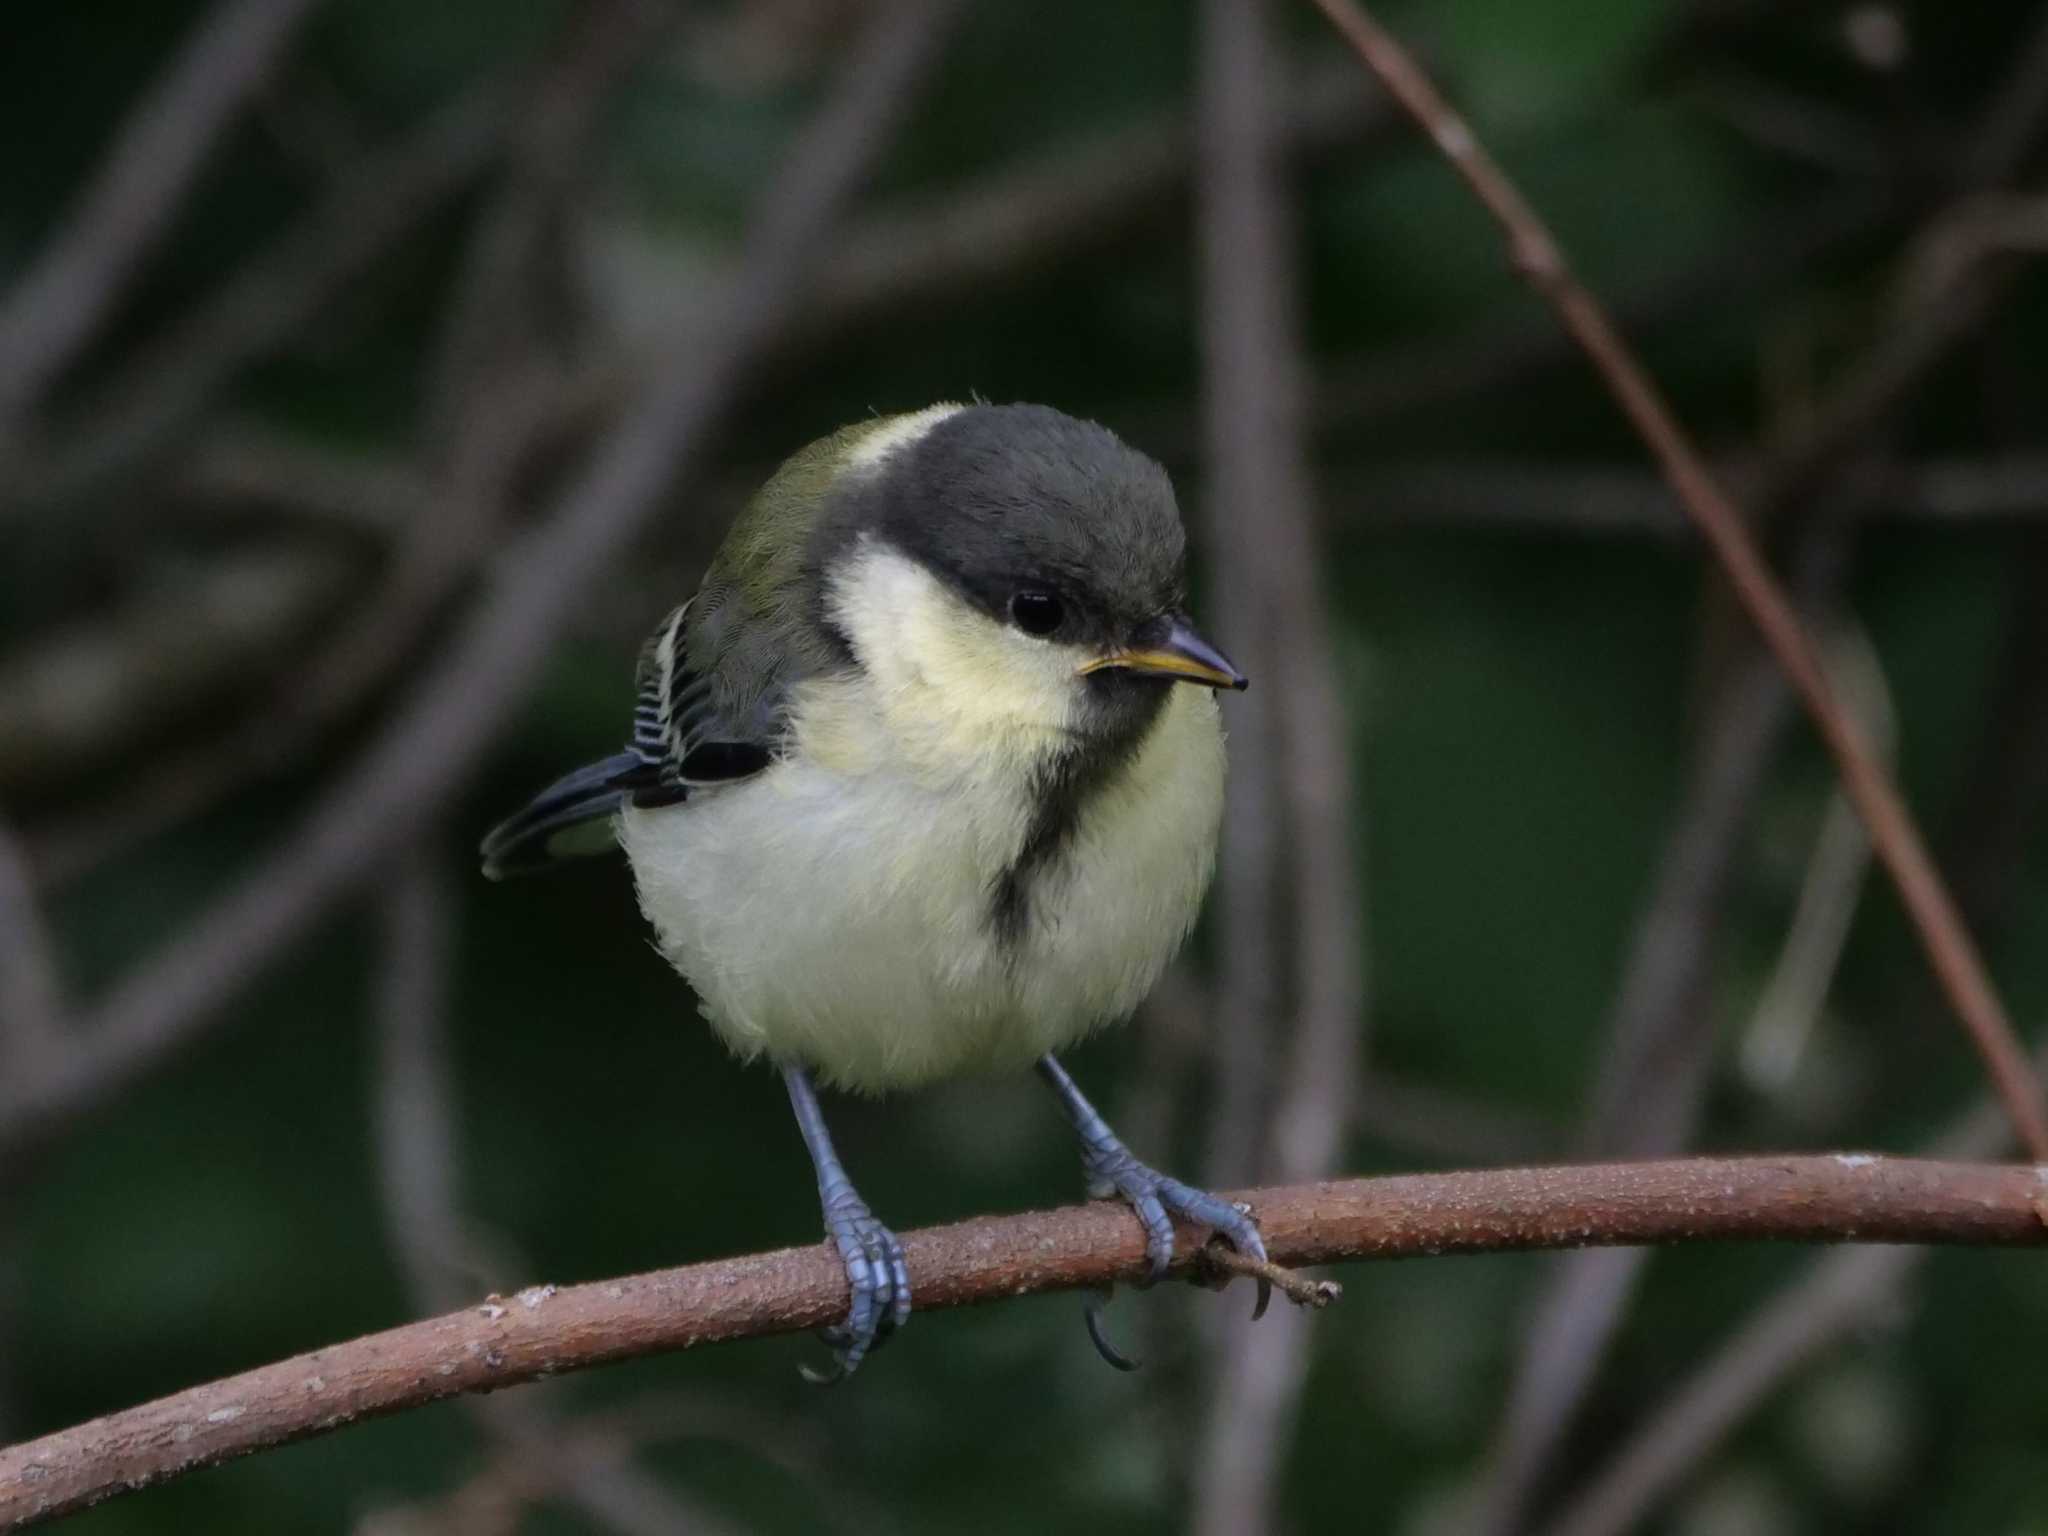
[1202,1247,1342,1309]
[1738,626,1896,1090]
[1306,0,2048,1159]
[0,0,962,1163]
[0,0,325,431]
[5,1156,2046,1530]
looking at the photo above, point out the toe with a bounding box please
[1216,1201,1267,1264]
[881,1228,913,1329]
[1137,1199,1175,1281]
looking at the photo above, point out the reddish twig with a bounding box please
[1305,0,2048,1160]
[4,1156,2045,1529]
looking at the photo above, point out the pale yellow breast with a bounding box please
[622,540,1227,1091]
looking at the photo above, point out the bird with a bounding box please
[481,401,1267,1379]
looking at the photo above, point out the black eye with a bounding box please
[1009,589,1065,637]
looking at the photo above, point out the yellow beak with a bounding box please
[1077,616,1248,690]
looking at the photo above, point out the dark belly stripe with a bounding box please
[988,676,1170,946]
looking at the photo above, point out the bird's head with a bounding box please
[807,403,1244,750]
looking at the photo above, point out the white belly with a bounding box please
[617,682,1225,1092]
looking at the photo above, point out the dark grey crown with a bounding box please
[816,404,1188,651]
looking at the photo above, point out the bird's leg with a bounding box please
[782,1063,910,1382]
[1035,1053,1270,1365]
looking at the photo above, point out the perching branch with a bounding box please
[1306,0,2048,1161]
[4,1156,2045,1529]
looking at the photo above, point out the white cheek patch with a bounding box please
[844,403,967,473]
[825,541,1082,766]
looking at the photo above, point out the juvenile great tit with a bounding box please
[482,401,1266,1378]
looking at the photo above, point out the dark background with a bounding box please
[3,1,2047,1531]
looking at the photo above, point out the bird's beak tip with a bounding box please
[1078,617,1247,691]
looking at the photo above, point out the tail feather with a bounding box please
[480,752,664,880]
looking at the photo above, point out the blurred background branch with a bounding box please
[1188,3,1367,1533]
[0,0,961,1165]
[0,0,325,441]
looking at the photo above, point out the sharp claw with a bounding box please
[801,1326,856,1385]
[1083,1288,1141,1372]
[1042,1058,1273,1356]
[800,1356,849,1387]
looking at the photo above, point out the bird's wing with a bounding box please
[480,598,778,879]
[481,422,866,880]
[636,598,776,785]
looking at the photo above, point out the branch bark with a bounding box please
[1305,0,2048,1161]
[4,1156,2045,1529]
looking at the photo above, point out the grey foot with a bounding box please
[1034,1053,1270,1369]
[1083,1142,1269,1296]
[804,1191,911,1385]
[782,1062,910,1384]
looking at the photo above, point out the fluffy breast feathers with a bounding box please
[617,541,1225,1091]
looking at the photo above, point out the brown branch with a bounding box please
[0,0,325,430]
[0,0,960,1166]
[4,1156,2045,1529]
[1306,0,2048,1160]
